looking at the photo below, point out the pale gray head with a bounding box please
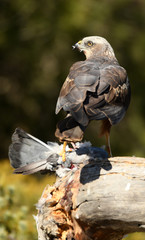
[73,36,116,60]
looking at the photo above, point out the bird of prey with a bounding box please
[55,36,131,160]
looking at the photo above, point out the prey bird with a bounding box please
[55,36,131,160]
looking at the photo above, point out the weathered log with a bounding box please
[35,156,145,240]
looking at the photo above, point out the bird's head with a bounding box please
[73,36,116,60]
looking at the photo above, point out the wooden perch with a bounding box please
[36,156,145,240]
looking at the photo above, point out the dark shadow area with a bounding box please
[80,157,112,184]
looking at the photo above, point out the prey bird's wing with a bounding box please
[8,128,59,174]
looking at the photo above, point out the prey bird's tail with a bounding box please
[8,128,59,175]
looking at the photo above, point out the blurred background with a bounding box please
[0,0,145,239]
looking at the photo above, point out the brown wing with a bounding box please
[55,60,130,127]
[84,65,131,125]
[55,60,101,126]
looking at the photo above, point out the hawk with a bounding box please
[55,36,131,160]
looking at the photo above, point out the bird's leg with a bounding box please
[105,132,112,157]
[59,141,67,162]
[100,119,112,157]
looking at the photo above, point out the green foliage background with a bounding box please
[1,0,145,157]
[0,160,56,239]
[1,0,145,239]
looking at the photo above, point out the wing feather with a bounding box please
[55,59,130,126]
[55,60,100,125]
[84,65,130,124]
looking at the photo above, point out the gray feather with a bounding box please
[8,128,108,177]
[9,128,59,170]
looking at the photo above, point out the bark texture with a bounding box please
[36,156,145,240]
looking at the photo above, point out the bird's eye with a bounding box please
[87,41,93,47]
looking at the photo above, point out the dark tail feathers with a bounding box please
[55,115,85,142]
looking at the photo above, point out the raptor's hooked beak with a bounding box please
[72,40,82,51]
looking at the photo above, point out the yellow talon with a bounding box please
[61,151,66,162]
[59,141,67,162]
